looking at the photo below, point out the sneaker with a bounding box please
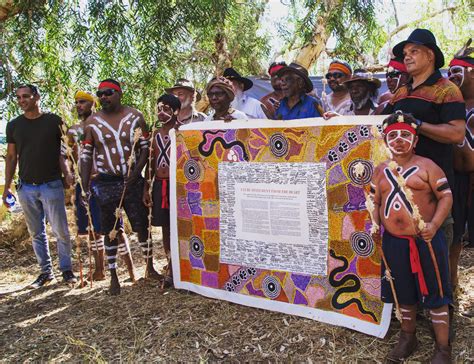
[62,270,77,284]
[29,273,56,289]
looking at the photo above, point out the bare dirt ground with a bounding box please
[0,213,472,363]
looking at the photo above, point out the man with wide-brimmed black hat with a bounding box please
[165,78,206,124]
[382,28,466,364]
[274,62,322,120]
[223,67,267,119]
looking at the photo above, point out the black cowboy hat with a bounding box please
[275,62,313,93]
[223,68,253,91]
[165,78,201,102]
[392,28,445,69]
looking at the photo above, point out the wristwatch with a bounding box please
[414,118,423,128]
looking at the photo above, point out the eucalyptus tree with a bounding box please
[0,0,270,124]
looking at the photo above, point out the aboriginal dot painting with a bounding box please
[171,118,392,338]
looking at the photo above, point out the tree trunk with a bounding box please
[212,32,232,76]
[0,0,16,21]
[293,0,341,69]
[0,0,46,22]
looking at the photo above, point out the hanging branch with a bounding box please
[109,128,142,241]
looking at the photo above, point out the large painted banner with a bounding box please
[170,116,392,338]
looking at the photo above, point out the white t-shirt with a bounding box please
[231,94,267,119]
[205,109,249,121]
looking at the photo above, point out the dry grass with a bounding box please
[0,213,472,362]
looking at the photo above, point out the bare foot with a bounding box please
[109,275,121,295]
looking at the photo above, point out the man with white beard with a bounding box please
[338,69,381,115]
[223,67,268,119]
[165,79,206,125]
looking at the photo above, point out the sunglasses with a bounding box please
[386,71,402,79]
[96,89,116,97]
[325,72,345,80]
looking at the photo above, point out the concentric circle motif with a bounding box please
[350,232,374,257]
[184,159,201,181]
[347,159,373,186]
[189,236,204,258]
[269,133,289,158]
[262,275,281,299]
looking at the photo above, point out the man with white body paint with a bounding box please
[371,113,453,363]
[81,79,160,295]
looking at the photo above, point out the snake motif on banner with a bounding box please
[198,130,249,161]
[329,249,377,322]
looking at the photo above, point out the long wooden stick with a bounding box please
[364,190,402,321]
[108,129,142,241]
[145,125,157,279]
[60,124,94,288]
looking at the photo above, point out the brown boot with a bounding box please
[431,343,452,364]
[92,250,106,281]
[386,331,418,363]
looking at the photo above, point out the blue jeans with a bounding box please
[17,179,72,275]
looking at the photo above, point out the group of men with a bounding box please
[2,28,473,363]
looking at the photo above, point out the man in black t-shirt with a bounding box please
[3,84,76,288]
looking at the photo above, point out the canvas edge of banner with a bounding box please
[169,117,393,339]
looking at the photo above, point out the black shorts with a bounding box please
[452,171,471,245]
[381,230,452,309]
[151,179,170,227]
[92,174,148,234]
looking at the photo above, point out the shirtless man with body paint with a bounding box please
[447,46,474,291]
[68,90,136,282]
[81,79,159,295]
[143,94,181,288]
[370,113,453,363]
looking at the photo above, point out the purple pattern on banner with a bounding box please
[224,129,236,142]
[189,254,205,269]
[294,290,308,305]
[329,164,347,185]
[291,274,311,291]
[187,191,203,215]
[335,256,358,280]
[245,281,265,297]
[186,182,200,191]
[177,197,192,219]
[201,271,218,287]
[343,184,366,212]
[177,144,184,160]
[205,217,219,230]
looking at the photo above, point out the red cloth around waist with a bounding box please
[393,233,429,296]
